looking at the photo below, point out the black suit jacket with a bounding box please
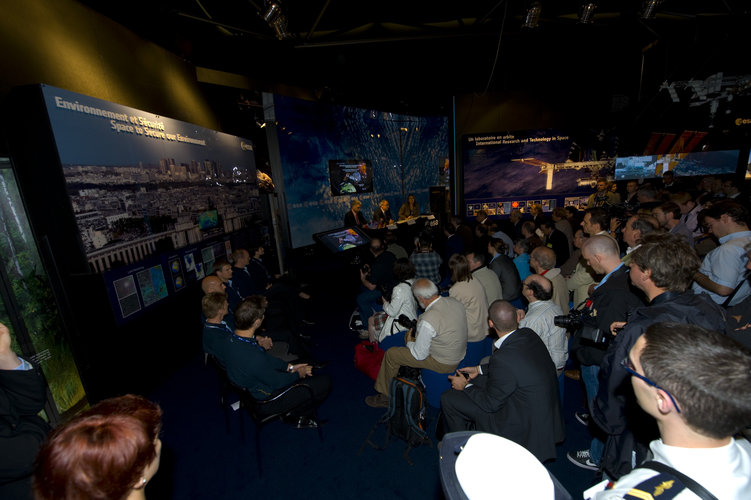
[344,210,364,228]
[464,328,565,462]
[488,254,522,301]
[546,229,570,267]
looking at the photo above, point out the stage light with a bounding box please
[263,1,290,40]
[578,2,597,24]
[641,0,661,19]
[522,2,542,29]
[255,120,267,129]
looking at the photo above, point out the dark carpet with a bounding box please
[143,269,602,499]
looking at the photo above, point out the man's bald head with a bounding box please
[488,300,518,333]
[582,235,622,274]
[523,274,553,302]
[530,246,556,271]
[201,276,224,294]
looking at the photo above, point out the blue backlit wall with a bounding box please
[273,95,448,248]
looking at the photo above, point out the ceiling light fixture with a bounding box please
[263,1,290,40]
[522,2,542,29]
[641,0,661,19]
[578,2,597,24]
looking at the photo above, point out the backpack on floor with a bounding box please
[359,376,431,464]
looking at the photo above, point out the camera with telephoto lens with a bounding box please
[554,309,583,330]
[397,314,417,332]
[555,308,609,345]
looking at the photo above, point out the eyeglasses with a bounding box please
[621,357,681,413]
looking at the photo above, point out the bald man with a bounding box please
[441,300,564,463]
[518,274,568,376]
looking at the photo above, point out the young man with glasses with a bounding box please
[587,322,751,499]
[590,233,726,480]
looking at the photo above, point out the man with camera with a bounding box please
[591,233,726,480]
[567,235,644,471]
[366,278,467,408]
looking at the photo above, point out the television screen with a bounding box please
[197,209,219,230]
[328,160,373,196]
[614,150,740,180]
[313,226,371,253]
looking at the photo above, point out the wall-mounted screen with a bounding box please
[329,159,373,196]
[614,150,740,180]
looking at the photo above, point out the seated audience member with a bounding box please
[620,214,660,266]
[520,220,543,248]
[449,254,490,343]
[692,200,751,307]
[344,199,366,228]
[659,169,680,194]
[489,223,515,258]
[551,206,574,255]
[229,248,254,298]
[373,199,394,228]
[652,201,693,246]
[367,258,417,342]
[33,395,162,500]
[512,238,533,283]
[725,243,751,350]
[588,322,751,499]
[636,183,661,212]
[0,322,49,500]
[202,292,234,362]
[397,194,420,221]
[566,229,595,307]
[487,237,522,302]
[366,279,467,408]
[509,209,525,238]
[474,209,489,226]
[410,233,442,286]
[670,191,703,238]
[357,237,397,327]
[441,300,564,463]
[518,275,568,377]
[466,251,503,304]
[530,203,545,226]
[592,233,726,480]
[213,257,242,311]
[540,218,570,266]
[530,246,569,314]
[474,223,490,255]
[443,220,465,264]
[383,231,408,260]
[224,296,330,427]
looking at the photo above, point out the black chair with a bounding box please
[206,354,241,432]
[229,379,324,476]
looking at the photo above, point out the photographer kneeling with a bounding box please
[566,235,644,471]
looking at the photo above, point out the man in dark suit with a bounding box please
[540,218,570,267]
[343,199,366,228]
[440,300,565,462]
[372,199,393,228]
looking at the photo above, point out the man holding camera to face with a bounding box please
[567,235,644,471]
[365,278,467,408]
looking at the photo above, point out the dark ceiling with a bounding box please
[78,0,750,130]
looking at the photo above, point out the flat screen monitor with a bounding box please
[313,226,371,253]
[328,159,373,196]
[197,209,219,230]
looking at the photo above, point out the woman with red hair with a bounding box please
[33,394,162,500]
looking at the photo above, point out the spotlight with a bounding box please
[263,1,290,40]
[641,0,661,19]
[578,2,597,24]
[255,120,267,129]
[522,2,542,29]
